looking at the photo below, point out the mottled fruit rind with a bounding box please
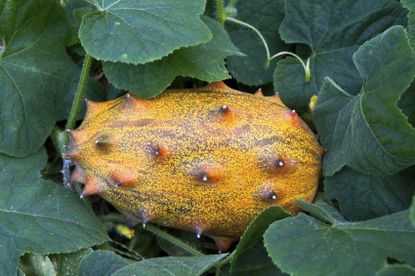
[66,82,322,250]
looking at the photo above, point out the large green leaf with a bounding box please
[402,0,415,10]
[409,10,415,48]
[230,206,288,275]
[61,0,95,46]
[50,248,93,276]
[325,167,415,221]
[274,0,406,111]
[19,253,56,276]
[0,0,85,157]
[399,82,415,125]
[79,250,128,276]
[411,196,415,228]
[314,26,415,176]
[225,0,287,85]
[103,16,241,98]
[264,204,415,276]
[0,0,17,44]
[0,149,108,275]
[79,0,211,64]
[0,1,4,38]
[296,201,347,224]
[402,0,415,48]
[112,254,227,276]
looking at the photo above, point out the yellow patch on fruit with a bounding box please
[66,82,322,251]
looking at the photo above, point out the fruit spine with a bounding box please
[65,82,322,251]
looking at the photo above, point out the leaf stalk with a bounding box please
[225,17,311,81]
[65,54,93,134]
[216,0,226,25]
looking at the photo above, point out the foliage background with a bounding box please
[1,0,415,275]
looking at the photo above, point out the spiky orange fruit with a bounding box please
[66,82,322,251]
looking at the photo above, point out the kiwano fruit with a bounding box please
[65,82,322,251]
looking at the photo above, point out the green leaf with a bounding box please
[230,206,288,275]
[0,0,17,44]
[314,26,415,176]
[50,248,93,276]
[62,0,94,28]
[296,201,347,224]
[79,0,212,64]
[0,0,87,157]
[409,13,415,48]
[61,0,95,46]
[156,231,199,257]
[401,0,415,11]
[377,264,415,276]
[403,2,415,48]
[219,263,284,276]
[112,254,227,276]
[411,196,415,228]
[17,267,25,276]
[0,149,108,275]
[264,207,415,276]
[19,253,56,276]
[225,0,287,85]
[0,1,4,38]
[274,0,406,111]
[325,168,415,221]
[103,16,241,98]
[399,82,415,125]
[79,250,128,276]
[129,228,161,258]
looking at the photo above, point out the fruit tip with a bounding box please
[204,81,231,91]
[111,171,137,186]
[254,88,264,97]
[82,177,102,196]
[195,225,203,239]
[211,236,234,252]
[63,151,80,160]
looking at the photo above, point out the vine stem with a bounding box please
[108,239,143,260]
[144,224,204,256]
[65,54,93,132]
[269,51,311,81]
[225,17,311,81]
[226,17,271,61]
[216,0,226,25]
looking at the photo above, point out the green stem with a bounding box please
[99,215,204,256]
[269,51,311,81]
[65,54,93,132]
[110,247,141,261]
[109,239,143,260]
[226,17,270,61]
[225,17,311,81]
[216,0,226,25]
[144,224,204,256]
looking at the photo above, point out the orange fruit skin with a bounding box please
[66,82,322,246]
